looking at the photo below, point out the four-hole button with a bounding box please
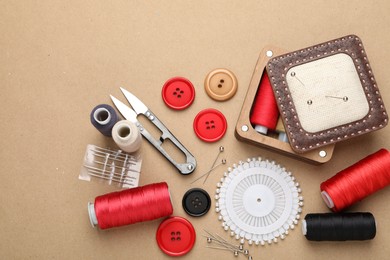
[156,216,196,257]
[182,188,211,217]
[193,108,227,142]
[162,77,195,110]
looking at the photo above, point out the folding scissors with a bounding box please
[110,87,197,175]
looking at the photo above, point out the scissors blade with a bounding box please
[110,95,138,123]
[112,87,197,175]
[120,87,148,115]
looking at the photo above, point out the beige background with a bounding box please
[1,1,390,259]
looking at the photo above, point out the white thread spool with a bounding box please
[112,120,142,153]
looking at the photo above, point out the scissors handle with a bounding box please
[139,109,196,175]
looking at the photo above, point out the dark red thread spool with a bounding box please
[321,149,390,212]
[88,182,173,229]
[250,71,279,134]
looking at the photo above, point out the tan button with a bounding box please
[204,68,238,101]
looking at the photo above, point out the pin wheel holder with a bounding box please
[215,157,303,245]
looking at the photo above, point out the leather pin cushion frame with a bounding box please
[235,46,335,164]
[266,35,388,153]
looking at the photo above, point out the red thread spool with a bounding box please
[321,149,390,212]
[250,71,279,134]
[88,182,173,229]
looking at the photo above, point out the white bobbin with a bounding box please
[320,191,335,209]
[112,120,142,153]
[301,219,307,235]
[93,107,111,125]
[88,202,98,227]
[254,125,268,135]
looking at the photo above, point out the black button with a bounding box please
[182,188,211,217]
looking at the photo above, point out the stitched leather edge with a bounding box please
[266,35,388,153]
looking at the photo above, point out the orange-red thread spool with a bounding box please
[250,71,279,134]
[88,182,173,229]
[321,149,390,212]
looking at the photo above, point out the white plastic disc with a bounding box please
[215,158,303,245]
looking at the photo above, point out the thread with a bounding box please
[88,182,173,229]
[90,104,119,136]
[321,149,390,212]
[112,120,142,153]
[250,70,279,134]
[302,212,376,241]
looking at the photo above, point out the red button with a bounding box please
[156,216,196,257]
[193,108,227,142]
[162,77,195,110]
